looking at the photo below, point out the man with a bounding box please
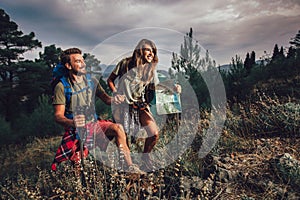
[51,47,144,174]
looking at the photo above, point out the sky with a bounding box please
[1,0,300,68]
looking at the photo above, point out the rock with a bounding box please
[271,153,300,186]
[215,167,233,183]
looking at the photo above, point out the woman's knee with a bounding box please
[149,129,159,140]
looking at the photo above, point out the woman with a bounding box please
[107,39,159,171]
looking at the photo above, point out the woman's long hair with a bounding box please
[131,39,158,85]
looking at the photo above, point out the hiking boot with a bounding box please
[128,164,146,175]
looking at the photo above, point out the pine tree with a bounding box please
[227,55,246,101]
[250,51,256,66]
[279,46,285,59]
[38,44,62,68]
[287,46,296,59]
[171,27,215,107]
[0,9,41,81]
[271,44,280,61]
[244,52,251,74]
[83,53,101,75]
[289,30,300,71]
[0,8,42,121]
[290,30,300,49]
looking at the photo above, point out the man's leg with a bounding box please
[105,123,133,167]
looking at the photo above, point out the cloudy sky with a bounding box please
[1,0,299,67]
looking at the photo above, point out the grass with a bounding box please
[1,93,300,199]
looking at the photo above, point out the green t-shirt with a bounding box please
[112,58,158,104]
[52,77,105,121]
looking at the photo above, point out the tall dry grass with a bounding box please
[1,93,299,199]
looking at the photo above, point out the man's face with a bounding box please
[68,53,86,75]
[142,44,154,64]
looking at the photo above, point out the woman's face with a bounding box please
[142,44,155,64]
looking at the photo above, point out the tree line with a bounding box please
[171,28,300,108]
[0,8,299,144]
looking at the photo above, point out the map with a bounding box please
[155,79,182,115]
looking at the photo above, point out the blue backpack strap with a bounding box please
[60,76,73,119]
[86,74,98,120]
[86,74,94,90]
[60,74,98,120]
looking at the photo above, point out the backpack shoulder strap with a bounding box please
[117,57,131,78]
[86,74,98,120]
[60,74,98,120]
[60,76,73,119]
[86,73,94,90]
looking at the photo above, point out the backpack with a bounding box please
[51,63,97,119]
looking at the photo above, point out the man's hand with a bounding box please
[73,114,86,128]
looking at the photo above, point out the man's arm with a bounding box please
[54,104,75,128]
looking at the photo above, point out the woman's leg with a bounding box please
[140,109,159,154]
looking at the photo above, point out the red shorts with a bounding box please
[51,119,115,171]
[85,119,115,150]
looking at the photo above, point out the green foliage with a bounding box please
[0,8,41,80]
[83,53,102,76]
[0,8,42,122]
[95,98,112,120]
[13,95,62,143]
[95,78,113,119]
[221,55,247,102]
[37,44,62,68]
[244,51,256,74]
[225,93,300,137]
[290,30,300,49]
[272,153,300,186]
[0,116,12,145]
[171,28,216,108]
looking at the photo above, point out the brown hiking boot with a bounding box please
[128,164,146,175]
[141,155,161,172]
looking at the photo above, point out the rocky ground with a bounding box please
[182,137,300,199]
[1,136,299,199]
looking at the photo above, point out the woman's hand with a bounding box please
[113,94,125,104]
[174,84,182,94]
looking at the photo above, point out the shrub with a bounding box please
[0,116,12,145]
[226,93,300,137]
[13,94,62,143]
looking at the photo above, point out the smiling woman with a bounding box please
[106,38,161,171]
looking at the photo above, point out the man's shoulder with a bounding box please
[53,77,72,92]
[54,80,64,89]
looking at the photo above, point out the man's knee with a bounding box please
[110,123,126,137]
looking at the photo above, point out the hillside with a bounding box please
[1,75,300,199]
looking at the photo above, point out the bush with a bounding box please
[0,116,12,145]
[13,95,62,142]
[226,93,300,137]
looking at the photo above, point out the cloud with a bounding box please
[0,0,299,65]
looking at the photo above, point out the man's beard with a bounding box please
[72,69,86,76]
